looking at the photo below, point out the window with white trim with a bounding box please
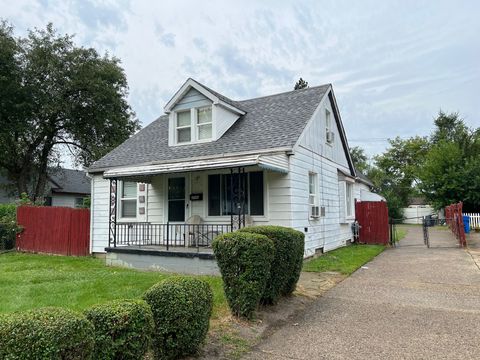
[121,181,137,218]
[309,172,319,217]
[176,111,191,143]
[346,182,353,217]
[196,107,212,140]
[208,172,264,216]
[325,109,333,144]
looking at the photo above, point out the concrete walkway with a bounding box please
[244,226,480,359]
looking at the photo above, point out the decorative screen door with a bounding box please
[168,177,186,222]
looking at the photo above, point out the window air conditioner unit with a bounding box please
[311,206,320,218]
[326,131,335,143]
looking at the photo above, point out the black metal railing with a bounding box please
[111,222,232,250]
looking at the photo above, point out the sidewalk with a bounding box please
[244,226,480,359]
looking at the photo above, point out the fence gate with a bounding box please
[355,201,390,245]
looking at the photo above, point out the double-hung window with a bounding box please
[176,111,191,143]
[309,172,319,217]
[325,109,333,144]
[197,107,212,140]
[208,172,264,216]
[345,182,353,217]
[121,181,137,218]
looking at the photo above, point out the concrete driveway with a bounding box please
[244,226,480,359]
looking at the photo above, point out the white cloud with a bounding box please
[1,0,479,159]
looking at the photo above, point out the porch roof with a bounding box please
[103,152,289,181]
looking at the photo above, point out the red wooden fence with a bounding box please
[445,202,466,247]
[355,201,390,245]
[16,206,90,256]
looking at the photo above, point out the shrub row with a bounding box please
[84,299,154,360]
[0,277,213,360]
[213,225,305,318]
[144,277,213,359]
[213,232,274,318]
[0,307,94,360]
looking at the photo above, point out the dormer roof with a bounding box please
[164,78,246,115]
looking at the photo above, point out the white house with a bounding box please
[88,78,381,271]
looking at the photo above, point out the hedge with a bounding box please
[212,232,274,319]
[0,203,17,251]
[240,225,305,302]
[0,307,94,360]
[84,299,154,360]
[143,277,213,360]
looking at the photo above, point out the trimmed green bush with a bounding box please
[84,299,154,360]
[0,203,17,251]
[0,307,94,359]
[143,277,213,360]
[240,226,305,302]
[212,232,274,318]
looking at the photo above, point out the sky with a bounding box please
[1,0,479,163]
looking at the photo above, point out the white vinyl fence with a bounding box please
[402,206,435,224]
[464,213,480,229]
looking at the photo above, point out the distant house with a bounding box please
[88,78,382,266]
[0,168,90,208]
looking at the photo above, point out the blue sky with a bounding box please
[2,0,479,161]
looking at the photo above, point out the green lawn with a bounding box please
[302,244,385,274]
[0,252,227,319]
[395,227,408,241]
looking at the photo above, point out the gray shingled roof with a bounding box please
[356,170,374,187]
[89,83,331,172]
[49,168,91,195]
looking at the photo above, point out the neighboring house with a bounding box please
[0,168,90,208]
[402,197,436,224]
[88,78,382,261]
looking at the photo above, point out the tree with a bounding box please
[419,111,480,211]
[0,22,140,201]
[349,146,369,173]
[294,77,308,90]
[373,136,430,208]
[368,136,430,219]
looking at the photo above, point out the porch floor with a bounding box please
[105,245,214,259]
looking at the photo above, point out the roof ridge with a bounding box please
[238,83,331,103]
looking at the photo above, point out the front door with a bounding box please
[168,177,186,222]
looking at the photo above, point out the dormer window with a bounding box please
[176,111,192,143]
[197,107,212,140]
[166,79,246,146]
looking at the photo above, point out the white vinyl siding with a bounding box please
[90,174,110,253]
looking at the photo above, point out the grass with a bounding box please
[0,252,227,319]
[395,227,408,241]
[302,244,385,275]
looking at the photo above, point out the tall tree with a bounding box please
[349,146,369,173]
[420,112,480,211]
[369,136,430,219]
[0,22,140,200]
[294,77,308,90]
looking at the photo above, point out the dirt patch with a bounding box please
[196,271,345,360]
